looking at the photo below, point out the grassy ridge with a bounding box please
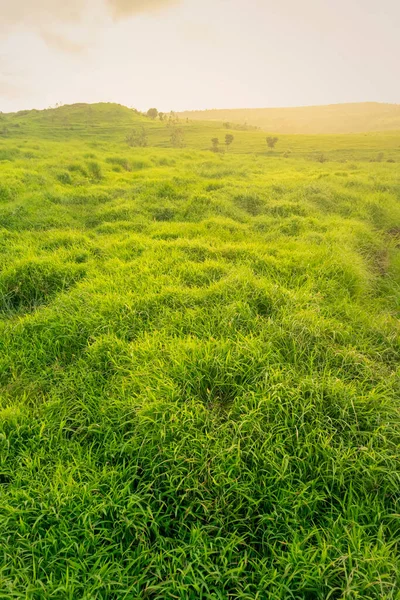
[0,105,400,598]
[179,102,400,134]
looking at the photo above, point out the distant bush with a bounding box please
[146,108,158,120]
[315,153,328,163]
[211,137,224,153]
[266,136,279,149]
[227,123,258,131]
[170,127,185,148]
[126,128,148,148]
[225,134,234,149]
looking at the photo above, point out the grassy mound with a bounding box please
[0,111,399,598]
[0,259,86,313]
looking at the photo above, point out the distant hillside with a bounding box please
[0,102,152,141]
[8,102,140,125]
[179,103,400,134]
[1,102,400,162]
[3,101,400,137]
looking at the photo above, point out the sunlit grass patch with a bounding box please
[0,258,86,313]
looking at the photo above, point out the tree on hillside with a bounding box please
[170,127,185,148]
[147,108,158,120]
[211,137,220,152]
[266,136,279,149]
[126,127,148,147]
[225,134,234,149]
[159,112,165,121]
[223,122,231,129]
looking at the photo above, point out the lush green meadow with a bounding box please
[1,104,400,598]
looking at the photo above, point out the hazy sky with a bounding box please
[0,0,399,113]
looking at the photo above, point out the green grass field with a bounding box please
[1,103,400,598]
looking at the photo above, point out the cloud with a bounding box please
[107,0,181,17]
[0,0,83,30]
[0,0,181,29]
[0,0,181,54]
[40,30,85,54]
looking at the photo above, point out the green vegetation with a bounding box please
[126,127,148,148]
[179,102,400,134]
[0,103,400,598]
[170,127,185,149]
[266,136,279,150]
[225,134,234,150]
[146,108,159,120]
[211,137,221,153]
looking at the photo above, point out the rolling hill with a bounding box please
[179,102,400,134]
